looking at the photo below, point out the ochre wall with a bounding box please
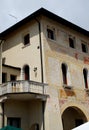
[41,16,89,130]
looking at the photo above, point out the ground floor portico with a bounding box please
[0,79,48,130]
[0,93,47,130]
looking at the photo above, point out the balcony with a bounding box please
[63,84,73,89]
[0,80,48,100]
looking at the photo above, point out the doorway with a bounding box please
[23,65,30,80]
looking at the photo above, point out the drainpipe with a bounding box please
[35,18,45,130]
[0,40,3,84]
[0,39,5,83]
[0,39,5,127]
[35,18,44,83]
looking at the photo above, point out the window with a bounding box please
[62,63,67,85]
[69,37,75,48]
[81,43,88,53]
[47,28,55,40]
[24,34,30,45]
[10,75,16,81]
[2,73,7,83]
[10,75,17,86]
[7,117,21,128]
[83,68,88,89]
[23,65,30,80]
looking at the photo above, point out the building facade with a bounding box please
[0,8,89,130]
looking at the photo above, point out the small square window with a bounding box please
[69,37,75,48]
[47,28,55,40]
[10,75,16,81]
[82,43,88,53]
[24,34,30,45]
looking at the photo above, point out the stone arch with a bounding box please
[61,105,88,130]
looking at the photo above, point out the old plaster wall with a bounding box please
[41,16,89,129]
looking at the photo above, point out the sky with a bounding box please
[0,0,89,33]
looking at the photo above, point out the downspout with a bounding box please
[0,39,5,127]
[0,39,5,83]
[35,18,44,83]
[0,40,3,84]
[35,18,45,130]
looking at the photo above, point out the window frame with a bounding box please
[47,28,56,40]
[2,72,7,83]
[81,42,88,53]
[7,117,21,128]
[10,74,17,81]
[61,63,68,85]
[23,33,30,46]
[23,65,30,80]
[83,68,88,89]
[69,36,76,49]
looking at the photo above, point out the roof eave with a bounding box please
[0,8,89,38]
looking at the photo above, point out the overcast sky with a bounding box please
[0,0,89,32]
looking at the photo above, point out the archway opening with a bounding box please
[23,65,30,80]
[62,107,87,130]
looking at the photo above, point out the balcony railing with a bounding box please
[0,80,48,96]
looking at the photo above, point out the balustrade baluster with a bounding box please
[0,80,48,95]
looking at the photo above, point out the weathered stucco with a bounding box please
[0,12,89,130]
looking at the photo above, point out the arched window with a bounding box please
[23,65,30,80]
[83,68,88,89]
[62,63,67,85]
